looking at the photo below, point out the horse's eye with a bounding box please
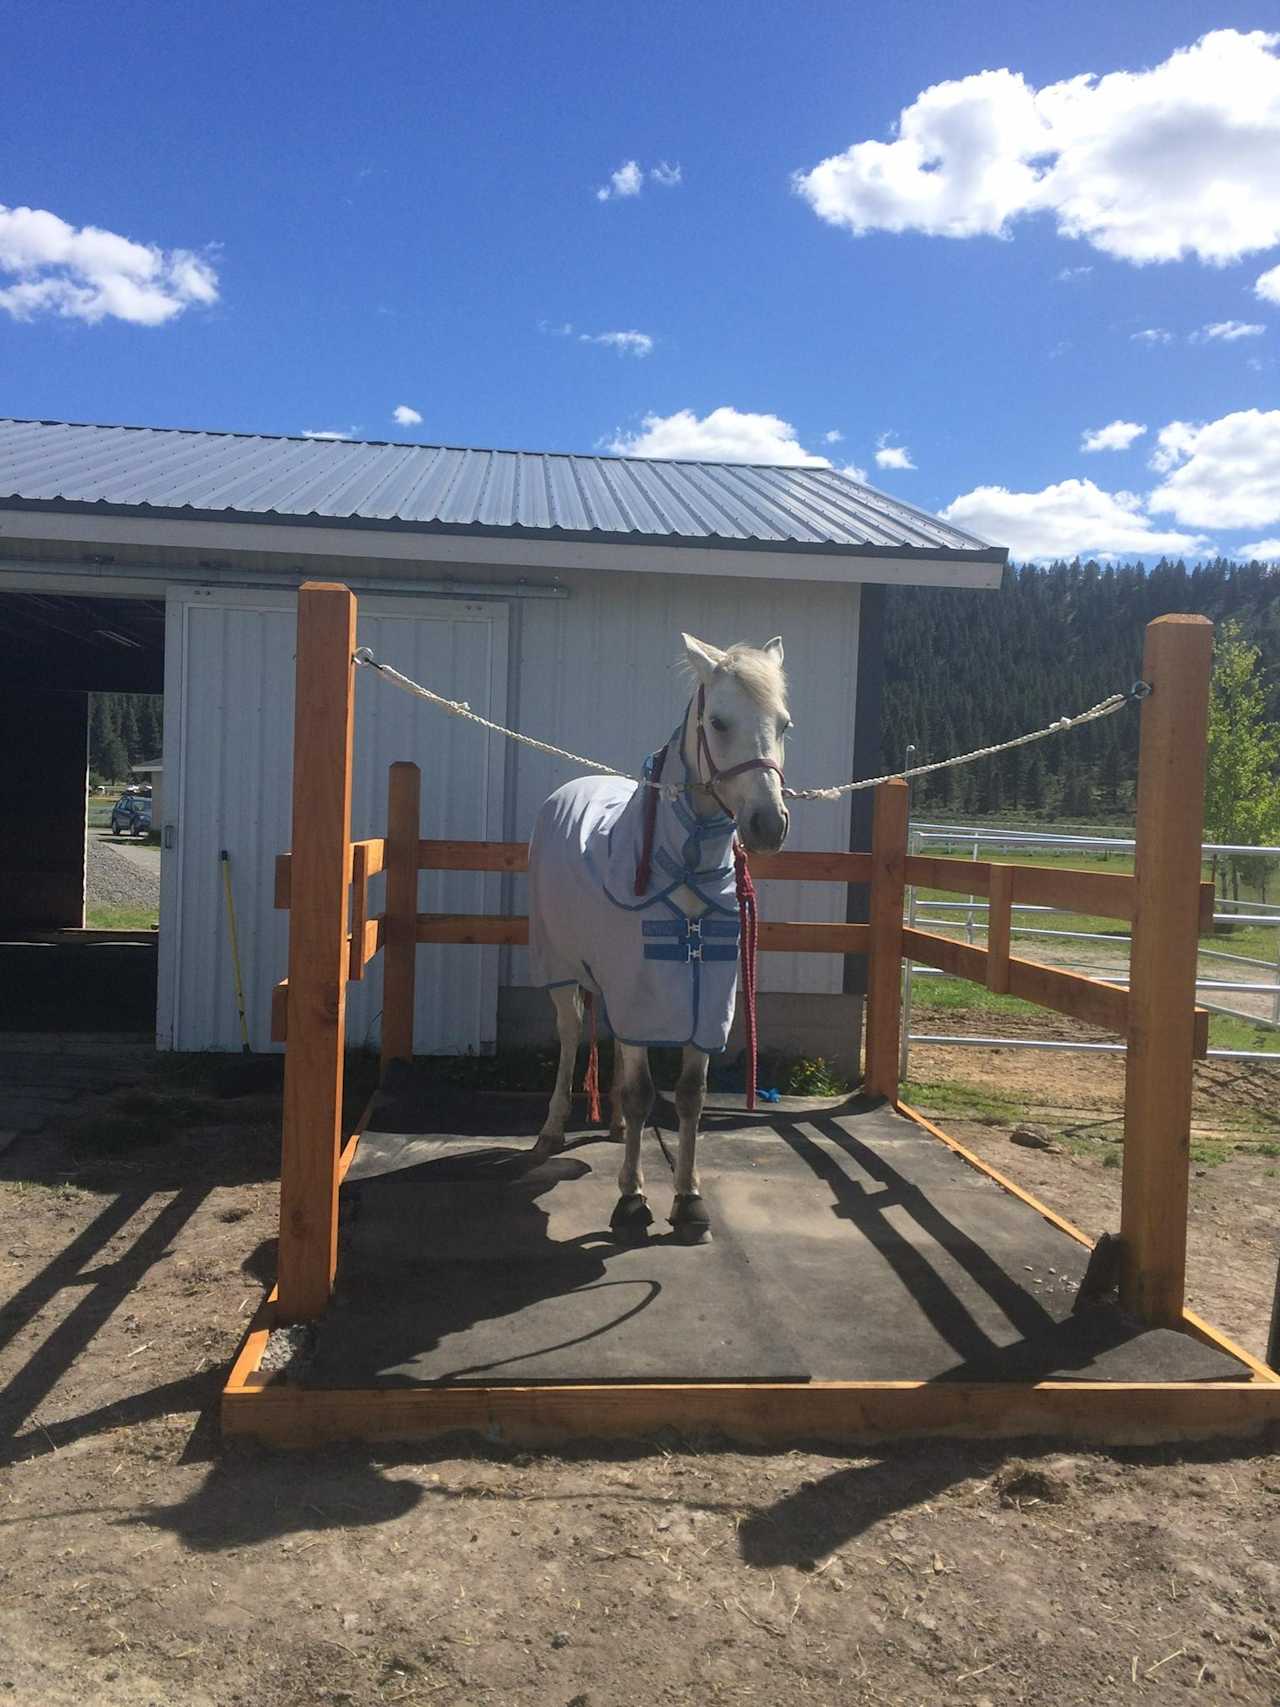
[710,715,728,734]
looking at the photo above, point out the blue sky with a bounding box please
[4,1,1280,561]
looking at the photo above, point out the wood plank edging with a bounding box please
[221,1373,1280,1447]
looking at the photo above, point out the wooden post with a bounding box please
[278,583,356,1322]
[1120,614,1213,1326]
[864,779,909,1104]
[985,863,1014,995]
[380,761,422,1073]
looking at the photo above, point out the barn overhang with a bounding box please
[0,505,1004,590]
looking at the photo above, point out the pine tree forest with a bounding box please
[88,693,163,784]
[880,558,1280,822]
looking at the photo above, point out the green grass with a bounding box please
[900,1076,1026,1122]
[909,977,1043,1020]
[911,976,1280,1055]
[1190,1140,1231,1168]
[1206,1014,1280,1055]
[85,904,159,930]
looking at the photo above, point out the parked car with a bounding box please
[110,793,153,836]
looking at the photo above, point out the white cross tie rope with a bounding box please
[352,647,1145,802]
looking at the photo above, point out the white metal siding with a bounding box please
[157,586,506,1053]
[501,569,860,996]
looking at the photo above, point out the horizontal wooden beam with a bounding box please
[750,849,873,883]
[905,855,1214,935]
[222,1370,1280,1448]
[417,913,527,946]
[412,841,874,883]
[760,920,869,953]
[275,838,385,910]
[270,978,288,1043]
[419,838,529,872]
[903,927,1130,1034]
[357,915,384,967]
[413,915,871,954]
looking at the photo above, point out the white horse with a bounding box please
[527,633,791,1244]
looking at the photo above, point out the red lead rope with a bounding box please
[582,991,602,1125]
[734,842,759,1112]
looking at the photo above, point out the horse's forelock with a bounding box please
[716,645,788,713]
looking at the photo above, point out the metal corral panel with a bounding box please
[495,569,862,998]
[158,587,507,1053]
[0,417,996,559]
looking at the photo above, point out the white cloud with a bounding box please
[392,404,423,426]
[824,429,844,443]
[580,329,654,357]
[538,319,574,336]
[0,203,218,326]
[1147,421,1199,474]
[1131,327,1173,344]
[1147,409,1280,528]
[302,429,353,441]
[1239,537,1280,559]
[942,478,1209,561]
[1057,265,1093,281]
[1256,263,1280,304]
[1195,319,1265,341]
[608,406,831,465]
[596,159,683,200]
[794,30,1280,266]
[596,160,644,201]
[1081,419,1146,453]
[874,434,915,470]
[841,463,869,483]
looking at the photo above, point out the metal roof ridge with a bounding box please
[0,416,885,477]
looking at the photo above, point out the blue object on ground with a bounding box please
[756,1087,781,1103]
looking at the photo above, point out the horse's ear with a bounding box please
[763,637,784,665]
[681,633,725,684]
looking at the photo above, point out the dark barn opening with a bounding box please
[1,592,164,1033]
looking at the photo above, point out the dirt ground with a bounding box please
[0,1041,1277,1707]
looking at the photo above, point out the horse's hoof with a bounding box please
[527,1132,564,1165]
[610,1192,653,1242]
[670,1193,712,1245]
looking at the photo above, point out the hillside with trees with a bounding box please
[89,693,163,784]
[881,559,1280,822]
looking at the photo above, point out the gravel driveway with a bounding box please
[85,833,161,912]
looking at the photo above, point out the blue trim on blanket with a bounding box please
[642,916,739,938]
[643,942,739,963]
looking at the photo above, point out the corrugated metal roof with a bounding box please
[0,417,1002,559]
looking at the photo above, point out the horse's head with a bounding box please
[681,633,791,854]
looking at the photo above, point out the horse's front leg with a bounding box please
[531,983,582,1160]
[609,1042,654,1243]
[670,1045,711,1244]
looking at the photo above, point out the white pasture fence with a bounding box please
[900,819,1280,1073]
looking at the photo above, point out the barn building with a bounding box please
[0,418,1004,1064]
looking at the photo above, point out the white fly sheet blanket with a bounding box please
[528,738,741,1052]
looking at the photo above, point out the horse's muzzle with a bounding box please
[740,802,789,854]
